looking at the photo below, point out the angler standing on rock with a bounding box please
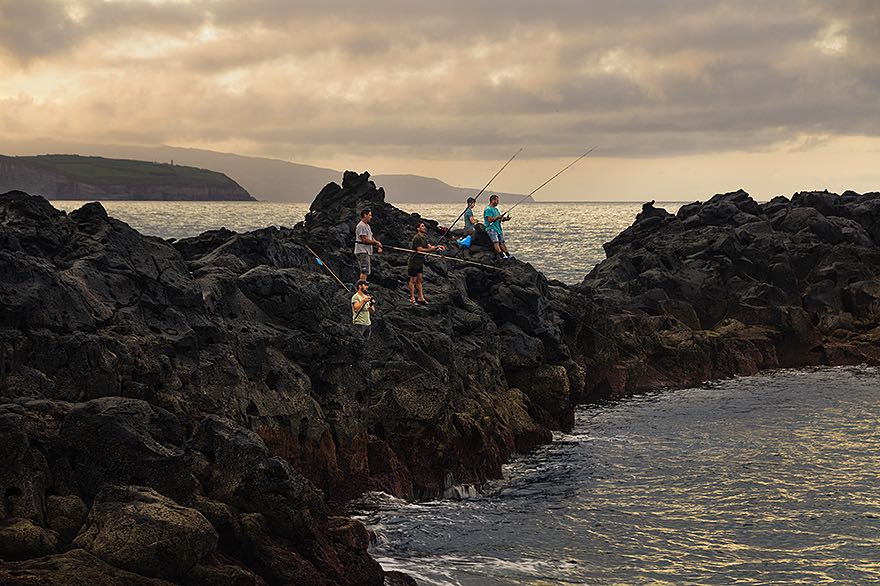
[484,194,512,259]
[354,208,382,282]
[351,279,375,339]
[408,222,445,305]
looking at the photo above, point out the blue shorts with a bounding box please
[488,231,505,244]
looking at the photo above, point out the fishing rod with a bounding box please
[501,146,597,216]
[437,147,523,244]
[361,243,505,271]
[303,243,350,291]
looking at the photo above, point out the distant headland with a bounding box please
[2,144,533,204]
[0,154,255,201]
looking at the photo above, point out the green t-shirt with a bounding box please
[409,233,428,270]
[351,291,371,326]
[484,204,503,234]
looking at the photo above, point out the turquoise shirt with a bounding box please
[463,208,476,230]
[484,204,503,234]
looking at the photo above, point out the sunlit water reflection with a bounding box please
[49,201,682,283]
[354,367,880,585]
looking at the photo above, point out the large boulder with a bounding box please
[72,485,217,581]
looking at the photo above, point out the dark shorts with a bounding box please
[356,252,371,275]
[358,325,371,340]
[407,264,423,278]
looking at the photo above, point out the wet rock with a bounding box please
[506,365,573,431]
[73,485,217,581]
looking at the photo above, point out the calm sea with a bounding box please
[49,200,683,284]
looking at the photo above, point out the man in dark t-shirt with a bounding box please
[408,222,445,305]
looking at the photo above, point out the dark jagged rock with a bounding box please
[60,398,196,503]
[578,189,880,395]
[2,182,879,583]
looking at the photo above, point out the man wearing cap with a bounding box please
[351,279,375,339]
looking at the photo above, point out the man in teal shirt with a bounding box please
[483,194,511,259]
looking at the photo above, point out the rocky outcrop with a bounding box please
[572,189,880,398]
[1,179,879,583]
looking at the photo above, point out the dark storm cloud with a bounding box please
[1,0,878,160]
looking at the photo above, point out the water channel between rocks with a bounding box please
[355,367,880,585]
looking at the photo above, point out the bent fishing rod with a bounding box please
[356,242,505,271]
[437,147,523,244]
[501,146,597,217]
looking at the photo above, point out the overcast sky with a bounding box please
[1,0,878,200]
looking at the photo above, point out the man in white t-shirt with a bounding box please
[354,208,383,281]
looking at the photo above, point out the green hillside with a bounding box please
[19,155,233,186]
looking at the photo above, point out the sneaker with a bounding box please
[417,299,428,306]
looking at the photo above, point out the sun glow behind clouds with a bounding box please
[815,22,848,55]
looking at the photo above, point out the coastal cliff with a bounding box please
[0,155,255,201]
[1,174,879,584]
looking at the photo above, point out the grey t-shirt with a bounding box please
[354,221,373,255]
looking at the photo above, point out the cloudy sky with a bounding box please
[1,0,878,200]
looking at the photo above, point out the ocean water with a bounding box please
[355,367,880,585]
[49,200,683,283]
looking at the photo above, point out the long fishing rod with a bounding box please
[361,243,505,271]
[438,148,523,244]
[501,146,597,216]
[303,243,350,291]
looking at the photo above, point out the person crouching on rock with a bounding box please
[354,208,382,282]
[483,194,512,259]
[408,222,445,306]
[351,279,375,339]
